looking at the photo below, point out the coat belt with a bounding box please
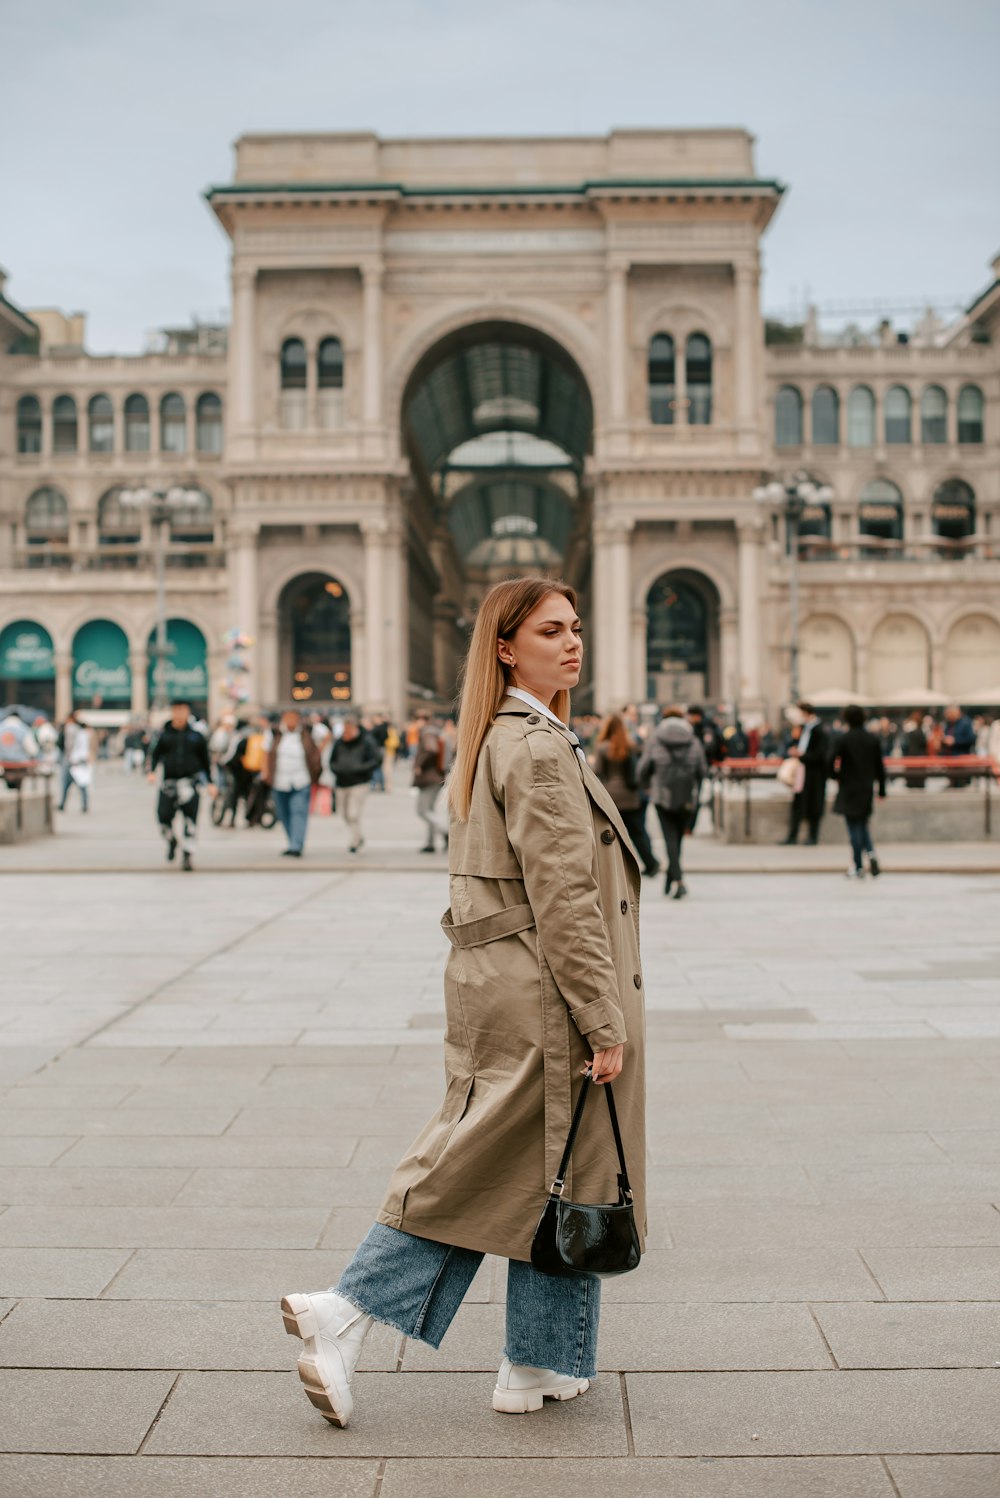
[441,902,536,948]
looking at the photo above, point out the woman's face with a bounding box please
[501,592,583,707]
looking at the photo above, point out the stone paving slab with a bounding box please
[99,1248,352,1300]
[58,1134,361,1168]
[886,1455,1000,1497]
[860,1246,1000,1300]
[0,1204,331,1249]
[144,1370,628,1456]
[0,1247,132,1298]
[378,1456,896,1498]
[0,1166,192,1206]
[813,1302,1000,1368]
[0,1367,175,1453]
[0,1454,380,1498]
[599,1248,881,1302]
[0,1298,400,1372]
[625,1369,1000,1456]
[664,1201,1000,1248]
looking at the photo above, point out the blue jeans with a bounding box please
[274,784,310,852]
[59,762,88,812]
[846,817,873,871]
[335,1223,601,1379]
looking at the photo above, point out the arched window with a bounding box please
[280,337,307,429]
[195,392,223,454]
[932,479,976,543]
[648,334,675,425]
[52,395,78,454]
[686,333,712,425]
[957,385,984,444]
[774,385,803,447]
[124,394,150,452]
[796,499,833,556]
[17,395,42,454]
[88,394,114,453]
[98,487,142,547]
[884,385,912,444]
[811,386,839,445]
[847,385,875,447]
[160,393,186,453]
[25,487,69,544]
[646,573,713,699]
[317,338,344,429]
[858,479,904,555]
[168,488,214,544]
[920,385,947,444]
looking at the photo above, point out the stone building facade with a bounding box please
[1,129,998,724]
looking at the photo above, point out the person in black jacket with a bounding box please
[833,703,887,879]
[782,703,830,845]
[329,717,382,854]
[147,700,213,869]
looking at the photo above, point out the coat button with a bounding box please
[526,715,540,724]
[601,828,615,844]
[621,899,628,914]
[633,973,642,989]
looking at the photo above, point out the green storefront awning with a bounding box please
[73,619,131,702]
[147,619,208,701]
[0,620,55,680]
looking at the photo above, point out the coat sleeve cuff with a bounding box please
[570,996,627,1048]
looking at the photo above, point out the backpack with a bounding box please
[661,744,696,812]
[241,732,266,773]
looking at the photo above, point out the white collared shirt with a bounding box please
[505,688,587,764]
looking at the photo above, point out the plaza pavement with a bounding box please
[0,767,998,1496]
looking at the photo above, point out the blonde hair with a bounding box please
[448,576,577,821]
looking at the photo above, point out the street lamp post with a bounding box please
[119,485,203,712]
[752,471,833,705]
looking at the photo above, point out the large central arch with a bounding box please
[399,320,595,707]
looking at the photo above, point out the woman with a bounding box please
[592,711,660,877]
[264,709,320,857]
[833,703,886,879]
[280,577,647,1424]
[637,709,707,900]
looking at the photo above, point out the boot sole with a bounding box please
[281,1294,351,1428]
[492,1378,589,1414]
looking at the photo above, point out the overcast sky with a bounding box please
[4,0,998,352]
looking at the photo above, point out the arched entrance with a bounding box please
[800,615,855,697]
[278,573,352,706]
[401,321,594,706]
[869,614,930,701]
[645,571,720,704]
[146,619,209,716]
[0,619,55,715]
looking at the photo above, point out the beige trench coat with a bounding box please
[377,697,647,1262]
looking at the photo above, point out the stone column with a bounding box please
[228,262,257,456]
[592,516,633,711]
[383,519,408,722]
[606,260,629,426]
[719,608,739,708]
[630,607,647,702]
[737,518,764,713]
[229,522,260,702]
[362,264,384,427]
[362,518,387,707]
[129,652,149,717]
[349,608,367,712]
[55,652,72,720]
[256,618,278,705]
[733,261,760,450]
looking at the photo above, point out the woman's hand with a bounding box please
[588,1044,624,1084]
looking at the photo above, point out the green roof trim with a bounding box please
[206,176,785,201]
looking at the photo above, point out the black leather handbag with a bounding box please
[530,1071,641,1279]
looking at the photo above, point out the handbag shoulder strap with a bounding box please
[551,1075,632,1197]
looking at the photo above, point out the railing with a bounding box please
[13,546,226,572]
[0,765,55,837]
[792,536,1000,563]
[717,756,998,840]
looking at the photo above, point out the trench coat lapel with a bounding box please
[496,701,641,879]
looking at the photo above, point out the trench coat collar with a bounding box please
[496,697,641,879]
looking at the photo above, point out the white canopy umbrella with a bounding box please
[885,687,951,708]
[807,687,877,707]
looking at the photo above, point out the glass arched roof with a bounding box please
[448,477,574,561]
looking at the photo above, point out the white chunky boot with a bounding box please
[281,1291,374,1427]
[492,1356,590,1414]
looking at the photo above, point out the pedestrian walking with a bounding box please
[264,709,321,858]
[329,715,381,853]
[280,576,646,1427]
[412,709,447,852]
[782,702,830,845]
[147,700,213,870]
[637,708,707,899]
[592,712,660,877]
[57,711,94,812]
[832,703,887,879]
